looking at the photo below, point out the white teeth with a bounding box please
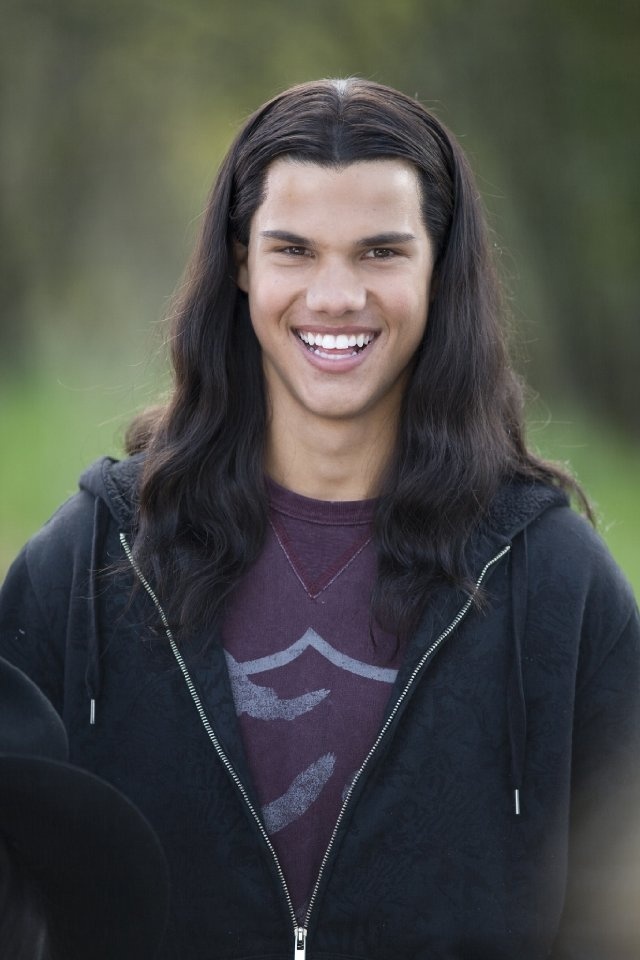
[297,331,374,351]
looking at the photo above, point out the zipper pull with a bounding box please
[294,926,307,960]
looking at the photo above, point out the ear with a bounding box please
[233,240,249,293]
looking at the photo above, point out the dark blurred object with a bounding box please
[0,656,170,960]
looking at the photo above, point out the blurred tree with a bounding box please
[0,0,637,433]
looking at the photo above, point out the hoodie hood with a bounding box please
[486,475,568,540]
[79,455,144,532]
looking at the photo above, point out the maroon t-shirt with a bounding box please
[222,479,405,919]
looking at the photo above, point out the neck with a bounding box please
[265,410,398,501]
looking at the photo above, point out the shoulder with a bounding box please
[8,454,143,592]
[0,454,144,696]
[490,478,636,619]
[522,503,638,684]
[486,478,637,667]
[0,489,98,704]
[527,502,635,610]
[22,491,95,579]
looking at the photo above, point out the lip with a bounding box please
[293,325,379,335]
[292,326,379,373]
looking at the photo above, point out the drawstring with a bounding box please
[508,529,528,815]
[86,497,110,725]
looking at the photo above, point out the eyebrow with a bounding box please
[259,230,311,245]
[259,230,417,247]
[356,232,417,248]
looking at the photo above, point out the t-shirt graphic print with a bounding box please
[222,480,405,919]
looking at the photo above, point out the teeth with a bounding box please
[298,331,374,350]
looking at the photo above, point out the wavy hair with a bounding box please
[128,77,589,639]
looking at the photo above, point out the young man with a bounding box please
[1,78,639,959]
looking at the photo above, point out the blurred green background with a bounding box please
[1,0,638,593]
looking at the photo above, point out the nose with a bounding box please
[306,259,366,316]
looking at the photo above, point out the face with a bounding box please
[235,158,434,434]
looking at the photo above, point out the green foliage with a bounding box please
[527,406,640,598]
[1,0,638,430]
[0,357,168,576]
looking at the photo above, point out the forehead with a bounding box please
[253,158,424,236]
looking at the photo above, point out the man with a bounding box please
[1,78,639,959]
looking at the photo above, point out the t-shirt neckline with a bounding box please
[266,476,377,525]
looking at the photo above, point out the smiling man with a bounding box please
[235,158,433,499]
[1,79,639,960]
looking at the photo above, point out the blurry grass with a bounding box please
[0,376,638,600]
[0,371,154,577]
[527,407,639,598]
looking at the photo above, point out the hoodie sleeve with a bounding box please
[551,574,640,957]
[0,490,97,714]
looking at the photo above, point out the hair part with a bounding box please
[128,77,590,640]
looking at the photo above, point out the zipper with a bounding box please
[119,536,300,927]
[300,543,511,933]
[294,925,307,959]
[120,533,509,959]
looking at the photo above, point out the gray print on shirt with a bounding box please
[226,628,399,835]
[229,627,399,683]
[262,753,336,833]
[225,651,330,720]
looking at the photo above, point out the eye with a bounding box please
[280,245,310,257]
[365,247,397,260]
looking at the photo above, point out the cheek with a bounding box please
[248,287,295,352]
[248,273,289,319]
[391,289,430,339]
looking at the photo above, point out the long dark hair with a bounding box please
[128,77,589,639]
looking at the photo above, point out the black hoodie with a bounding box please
[1,456,639,960]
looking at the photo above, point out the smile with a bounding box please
[296,330,376,359]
